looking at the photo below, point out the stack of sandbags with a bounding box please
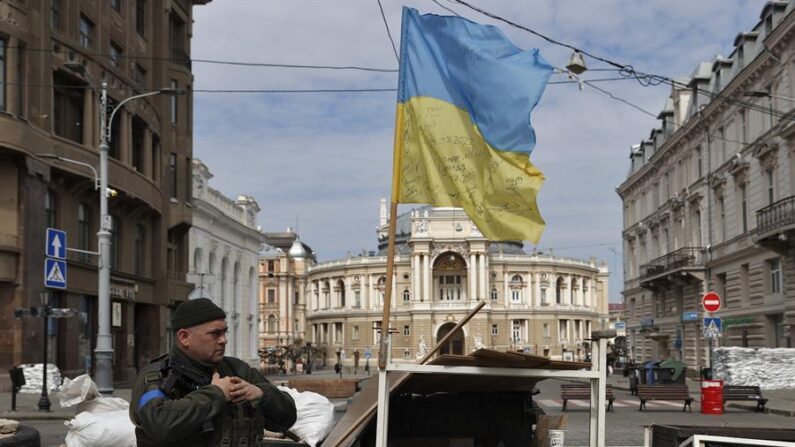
[19,363,62,393]
[713,347,795,389]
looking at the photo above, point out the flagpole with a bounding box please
[378,103,405,370]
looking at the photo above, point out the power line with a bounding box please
[3,44,399,72]
[376,0,400,63]
[432,0,462,17]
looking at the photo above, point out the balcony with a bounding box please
[756,195,795,253]
[639,247,705,290]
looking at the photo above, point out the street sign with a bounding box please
[364,348,372,359]
[46,228,67,259]
[702,292,721,313]
[703,317,722,338]
[682,311,699,322]
[44,258,67,289]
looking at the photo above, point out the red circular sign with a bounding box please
[702,292,721,313]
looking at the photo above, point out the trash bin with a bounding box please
[643,360,658,385]
[701,379,724,415]
[658,359,687,384]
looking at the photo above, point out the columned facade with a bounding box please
[306,205,609,367]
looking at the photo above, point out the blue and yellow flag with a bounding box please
[392,8,553,243]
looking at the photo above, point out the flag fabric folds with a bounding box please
[392,7,553,243]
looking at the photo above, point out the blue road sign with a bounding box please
[46,228,67,259]
[703,317,722,337]
[682,311,699,322]
[44,258,67,289]
[364,348,372,359]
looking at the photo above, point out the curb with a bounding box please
[0,412,72,421]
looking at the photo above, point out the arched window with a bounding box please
[193,248,203,273]
[336,279,345,308]
[323,281,331,308]
[402,288,410,303]
[220,258,229,309]
[208,252,216,274]
[556,277,564,304]
[490,288,498,301]
[267,315,276,333]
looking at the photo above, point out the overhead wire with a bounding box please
[376,0,400,63]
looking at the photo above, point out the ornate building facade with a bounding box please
[188,160,265,365]
[0,0,209,389]
[306,202,609,367]
[618,1,795,370]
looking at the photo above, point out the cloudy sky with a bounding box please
[191,0,768,302]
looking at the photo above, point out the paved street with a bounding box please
[534,378,795,447]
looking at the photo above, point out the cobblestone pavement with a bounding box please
[535,378,795,447]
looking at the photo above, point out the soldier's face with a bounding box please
[181,319,228,364]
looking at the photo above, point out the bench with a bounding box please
[636,384,692,412]
[722,385,768,412]
[560,384,615,411]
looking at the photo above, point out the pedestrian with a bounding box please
[130,298,297,446]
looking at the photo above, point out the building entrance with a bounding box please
[437,322,464,356]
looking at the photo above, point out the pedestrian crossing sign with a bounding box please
[44,258,67,289]
[703,317,721,338]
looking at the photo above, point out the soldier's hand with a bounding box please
[211,372,234,401]
[229,377,263,403]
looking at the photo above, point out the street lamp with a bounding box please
[64,65,183,395]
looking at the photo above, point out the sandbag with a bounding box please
[64,410,136,447]
[277,386,334,447]
[56,375,99,408]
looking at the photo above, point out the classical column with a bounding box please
[469,253,477,302]
[82,89,94,145]
[565,275,572,306]
[142,127,153,178]
[479,253,486,300]
[423,253,430,302]
[414,255,421,302]
[525,273,531,306]
[367,275,374,309]
[392,271,398,310]
[503,272,509,306]
[120,111,131,164]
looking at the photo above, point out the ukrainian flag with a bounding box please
[392,7,553,243]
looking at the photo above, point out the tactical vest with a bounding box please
[149,354,269,447]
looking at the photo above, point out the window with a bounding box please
[136,0,146,36]
[490,288,498,301]
[170,80,178,124]
[491,324,498,336]
[267,289,275,304]
[109,215,120,270]
[110,42,123,68]
[78,203,91,262]
[403,349,412,360]
[267,315,276,333]
[132,117,145,171]
[403,325,410,336]
[769,258,782,294]
[511,320,522,343]
[50,0,61,30]
[718,198,726,242]
[134,224,144,275]
[511,289,521,302]
[438,274,462,300]
[334,323,343,344]
[373,321,382,344]
[354,291,361,308]
[53,72,84,143]
[79,15,94,49]
[169,13,187,68]
[402,288,410,303]
[740,264,750,305]
[352,325,359,340]
[740,184,748,233]
[767,169,775,205]
[44,190,56,228]
[267,260,274,272]
[540,287,547,304]
[185,156,191,204]
[715,273,727,308]
[169,153,177,200]
[543,323,550,338]
[294,292,299,305]
[559,320,568,341]
[111,0,122,13]
[133,64,147,90]
[696,147,703,178]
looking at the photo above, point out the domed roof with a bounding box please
[288,238,307,259]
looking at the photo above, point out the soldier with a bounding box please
[130,298,297,447]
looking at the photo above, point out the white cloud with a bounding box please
[191,0,769,302]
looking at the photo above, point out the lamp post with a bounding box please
[37,292,52,412]
[89,81,182,395]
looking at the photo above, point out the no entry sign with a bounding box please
[702,292,721,313]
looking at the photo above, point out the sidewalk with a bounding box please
[0,388,133,421]
[606,372,795,417]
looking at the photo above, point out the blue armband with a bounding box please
[138,389,167,409]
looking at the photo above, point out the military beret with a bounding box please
[172,298,226,331]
